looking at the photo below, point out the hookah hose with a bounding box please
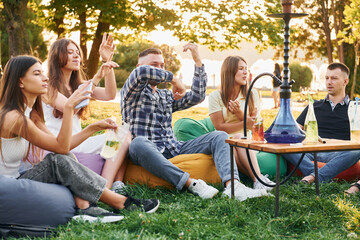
[241,73,305,187]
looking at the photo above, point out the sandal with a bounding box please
[300,175,314,185]
[300,179,310,185]
[345,182,360,196]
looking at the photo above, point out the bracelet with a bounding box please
[101,59,107,63]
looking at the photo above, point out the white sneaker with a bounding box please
[188,179,219,199]
[223,181,271,202]
[72,205,124,223]
[111,181,126,194]
[253,174,275,192]
[72,214,124,223]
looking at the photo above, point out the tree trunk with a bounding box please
[331,0,345,63]
[3,0,31,57]
[79,11,88,63]
[321,0,333,63]
[350,42,359,99]
[86,11,110,78]
[55,12,65,38]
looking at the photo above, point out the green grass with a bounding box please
[23,100,359,240]
[17,181,360,239]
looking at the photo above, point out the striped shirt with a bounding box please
[121,64,207,156]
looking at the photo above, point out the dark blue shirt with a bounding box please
[297,95,350,140]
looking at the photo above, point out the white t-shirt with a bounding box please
[208,89,259,137]
[0,108,31,178]
[42,102,105,154]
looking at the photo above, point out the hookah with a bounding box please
[241,0,308,193]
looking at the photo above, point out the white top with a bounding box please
[0,107,31,178]
[208,89,259,137]
[42,102,105,154]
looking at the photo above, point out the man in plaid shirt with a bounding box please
[121,43,270,201]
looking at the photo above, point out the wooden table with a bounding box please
[226,139,360,216]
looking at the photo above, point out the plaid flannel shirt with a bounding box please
[121,64,207,156]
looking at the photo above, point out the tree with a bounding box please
[37,0,289,78]
[338,0,360,99]
[0,0,47,67]
[273,0,350,64]
[2,0,31,57]
[173,0,284,51]
[112,40,181,88]
[39,0,182,78]
[289,62,313,92]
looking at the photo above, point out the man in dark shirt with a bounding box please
[284,62,360,184]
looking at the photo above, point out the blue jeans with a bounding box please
[283,150,360,182]
[129,131,239,190]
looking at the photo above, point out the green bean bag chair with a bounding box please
[174,118,215,141]
[173,117,287,178]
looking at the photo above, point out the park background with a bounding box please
[1,0,360,239]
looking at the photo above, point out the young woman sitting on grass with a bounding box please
[0,55,159,222]
[208,55,274,191]
[42,34,129,192]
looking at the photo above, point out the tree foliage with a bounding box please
[37,0,182,78]
[112,40,181,88]
[173,0,284,51]
[289,62,313,92]
[35,0,286,78]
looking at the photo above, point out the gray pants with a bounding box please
[19,153,106,203]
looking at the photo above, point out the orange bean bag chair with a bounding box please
[288,161,360,182]
[123,154,222,189]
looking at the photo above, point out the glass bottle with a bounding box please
[252,109,264,142]
[303,98,318,143]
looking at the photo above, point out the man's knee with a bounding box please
[129,136,151,156]
[211,130,229,142]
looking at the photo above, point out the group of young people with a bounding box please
[1,34,360,224]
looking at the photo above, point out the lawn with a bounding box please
[21,100,360,239]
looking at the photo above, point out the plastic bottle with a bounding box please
[304,97,318,143]
[100,121,129,159]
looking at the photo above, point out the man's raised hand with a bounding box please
[183,43,202,67]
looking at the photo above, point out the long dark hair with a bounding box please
[47,38,88,119]
[274,63,281,78]
[0,55,44,162]
[220,56,254,113]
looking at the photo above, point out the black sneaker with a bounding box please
[121,196,160,213]
[73,205,124,223]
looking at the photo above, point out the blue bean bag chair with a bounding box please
[0,175,76,238]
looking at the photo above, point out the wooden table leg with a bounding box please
[275,154,280,217]
[230,145,234,199]
[314,152,319,195]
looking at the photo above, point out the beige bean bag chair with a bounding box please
[124,154,221,189]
